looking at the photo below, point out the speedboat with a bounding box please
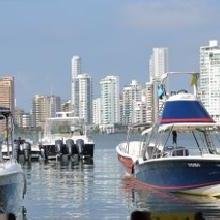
[39,112,94,161]
[116,92,220,196]
[0,107,26,214]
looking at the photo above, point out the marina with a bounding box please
[17,134,220,219]
[0,0,220,219]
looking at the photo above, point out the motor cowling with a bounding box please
[13,140,20,160]
[23,142,31,161]
[75,139,84,154]
[55,140,63,154]
[66,139,78,155]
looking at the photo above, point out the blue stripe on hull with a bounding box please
[135,160,220,190]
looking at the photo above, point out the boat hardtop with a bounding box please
[42,116,93,144]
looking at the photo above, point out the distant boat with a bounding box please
[0,107,26,214]
[39,112,94,161]
[1,138,40,162]
[116,92,220,196]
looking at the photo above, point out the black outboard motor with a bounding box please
[60,144,69,155]
[13,140,20,161]
[66,139,78,155]
[23,142,31,162]
[55,140,63,154]
[75,139,84,157]
[39,144,48,161]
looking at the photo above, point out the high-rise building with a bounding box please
[0,76,15,131]
[71,56,81,78]
[15,107,24,128]
[133,101,147,124]
[0,76,15,112]
[100,75,119,131]
[121,80,142,125]
[92,98,101,125]
[32,95,61,129]
[149,48,168,122]
[149,48,168,81]
[199,40,220,122]
[61,100,72,112]
[77,74,92,124]
[71,56,81,115]
[22,113,31,128]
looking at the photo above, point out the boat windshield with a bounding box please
[44,117,85,136]
[157,128,220,156]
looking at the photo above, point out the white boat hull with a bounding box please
[0,162,26,213]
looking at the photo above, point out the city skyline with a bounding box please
[0,1,220,110]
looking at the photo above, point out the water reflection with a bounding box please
[22,160,94,219]
[121,176,220,219]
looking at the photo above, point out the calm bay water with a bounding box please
[18,134,220,219]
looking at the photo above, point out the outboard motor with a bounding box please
[60,144,69,155]
[39,144,47,161]
[13,140,20,161]
[23,142,31,162]
[55,140,63,154]
[75,139,84,158]
[66,139,78,155]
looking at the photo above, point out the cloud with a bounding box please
[121,0,219,30]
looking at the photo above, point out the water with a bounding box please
[14,134,220,219]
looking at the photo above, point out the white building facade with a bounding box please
[92,98,101,125]
[149,48,168,81]
[121,80,142,125]
[77,74,92,124]
[149,47,168,123]
[100,75,119,131]
[71,56,81,115]
[199,40,220,122]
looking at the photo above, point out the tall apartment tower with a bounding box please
[199,40,220,122]
[71,56,81,115]
[77,74,92,124]
[121,80,142,125]
[100,75,119,131]
[32,95,61,129]
[92,98,101,125]
[149,48,168,81]
[0,76,15,113]
[0,76,15,131]
[149,48,168,123]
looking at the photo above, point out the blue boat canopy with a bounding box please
[160,93,214,124]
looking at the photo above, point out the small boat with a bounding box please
[0,107,26,214]
[39,112,94,161]
[116,92,220,196]
[1,138,40,162]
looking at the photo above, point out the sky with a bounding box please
[0,0,220,111]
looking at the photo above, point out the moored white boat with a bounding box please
[39,112,95,161]
[116,92,220,197]
[0,107,26,214]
